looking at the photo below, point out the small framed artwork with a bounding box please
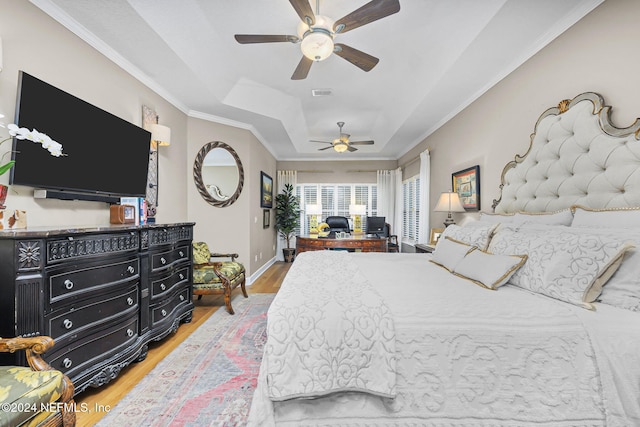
[452,165,480,211]
[260,171,273,208]
[263,209,270,229]
[429,227,444,245]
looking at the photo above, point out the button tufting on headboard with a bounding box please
[493,93,640,213]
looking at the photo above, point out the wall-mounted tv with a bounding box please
[10,71,151,203]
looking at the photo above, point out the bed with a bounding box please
[247,93,640,426]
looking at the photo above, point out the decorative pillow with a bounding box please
[488,226,634,309]
[430,237,475,272]
[440,222,498,251]
[513,209,573,226]
[571,205,640,228]
[453,249,527,290]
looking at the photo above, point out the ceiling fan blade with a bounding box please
[334,44,379,72]
[292,56,313,80]
[349,140,375,145]
[235,34,299,44]
[333,0,400,34]
[318,146,334,151]
[310,140,333,144]
[289,0,315,25]
[347,145,358,152]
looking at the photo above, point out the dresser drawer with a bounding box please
[150,245,190,272]
[47,285,138,344]
[151,267,190,301]
[48,257,139,306]
[47,315,138,378]
[151,287,191,327]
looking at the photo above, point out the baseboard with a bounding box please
[247,256,277,286]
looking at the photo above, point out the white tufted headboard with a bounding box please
[493,93,640,213]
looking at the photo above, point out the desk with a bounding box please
[296,234,388,253]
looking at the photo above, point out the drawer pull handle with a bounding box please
[160,257,167,265]
[63,319,73,329]
[160,283,166,291]
[180,295,185,301]
[127,329,134,337]
[64,279,74,290]
[161,309,167,317]
[179,273,185,280]
[179,251,184,257]
[127,266,135,274]
[127,297,134,306]
[62,358,72,369]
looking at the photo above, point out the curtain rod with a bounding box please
[295,170,334,173]
[399,147,431,170]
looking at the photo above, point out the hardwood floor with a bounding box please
[75,261,290,426]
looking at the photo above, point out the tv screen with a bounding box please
[366,216,386,234]
[10,71,151,200]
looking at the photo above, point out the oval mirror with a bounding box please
[193,141,244,207]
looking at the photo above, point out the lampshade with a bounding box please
[333,140,349,152]
[305,204,323,215]
[434,192,466,212]
[349,204,367,216]
[301,31,334,61]
[149,123,171,147]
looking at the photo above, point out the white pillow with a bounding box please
[440,222,498,251]
[513,209,573,226]
[453,249,527,290]
[478,212,515,224]
[488,225,634,309]
[430,237,475,272]
[572,205,640,228]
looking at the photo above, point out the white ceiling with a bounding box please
[32,0,602,161]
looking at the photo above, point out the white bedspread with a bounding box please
[248,251,640,427]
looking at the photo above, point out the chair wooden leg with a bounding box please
[241,276,248,298]
[197,295,203,300]
[224,289,234,315]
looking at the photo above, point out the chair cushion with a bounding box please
[0,366,66,427]
[192,242,211,265]
[193,262,245,285]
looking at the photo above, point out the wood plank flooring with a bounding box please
[75,261,290,427]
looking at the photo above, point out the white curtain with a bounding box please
[276,170,297,261]
[377,168,404,252]
[418,149,431,244]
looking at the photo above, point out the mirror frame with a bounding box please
[193,141,244,207]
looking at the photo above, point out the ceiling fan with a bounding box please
[312,122,374,152]
[234,0,401,80]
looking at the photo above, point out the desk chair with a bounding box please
[325,216,350,233]
[192,242,247,315]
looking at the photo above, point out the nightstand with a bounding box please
[415,243,436,253]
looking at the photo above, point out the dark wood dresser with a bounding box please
[0,222,194,395]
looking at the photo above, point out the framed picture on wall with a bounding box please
[452,165,480,211]
[263,209,270,228]
[260,171,273,208]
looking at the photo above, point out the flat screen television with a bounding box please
[366,216,386,236]
[10,71,151,202]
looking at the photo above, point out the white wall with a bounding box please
[400,0,640,232]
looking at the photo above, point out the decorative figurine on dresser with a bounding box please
[0,222,195,395]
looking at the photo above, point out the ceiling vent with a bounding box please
[312,88,333,97]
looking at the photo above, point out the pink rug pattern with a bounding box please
[95,293,274,427]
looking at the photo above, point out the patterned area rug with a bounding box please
[96,293,274,427]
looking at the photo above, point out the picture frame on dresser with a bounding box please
[452,165,480,211]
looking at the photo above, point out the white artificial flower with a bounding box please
[47,141,64,157]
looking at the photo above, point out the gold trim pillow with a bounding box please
[571,205,640,228]
[439,222,499,251]
[430,237,475,272]
[453,249,527,290]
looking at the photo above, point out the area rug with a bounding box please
[96,293,274,427]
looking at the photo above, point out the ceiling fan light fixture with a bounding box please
[333,141,349,153]
[300,30,334,61]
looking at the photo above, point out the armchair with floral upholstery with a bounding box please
[0,336,75,427]
[192,241,247,315]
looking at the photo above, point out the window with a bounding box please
[297,184,378,234]
[402,176,420,243]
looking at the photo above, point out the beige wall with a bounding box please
[277,160,398,184]
[0,0,188,225]
[400,0,640,230]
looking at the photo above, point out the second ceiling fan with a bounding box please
[312,122,374,152]
[234,0,400,80]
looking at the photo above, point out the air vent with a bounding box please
[312,88,333,97]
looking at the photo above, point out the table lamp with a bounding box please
[434,191,465,227]
[306,204,323,234]
[349,204,367,233]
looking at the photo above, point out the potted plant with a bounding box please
[275,183,301,262]
[0,124,64,207]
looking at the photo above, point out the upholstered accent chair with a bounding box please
[0,336,76,427]
[384,223,399,253]
[192,241,247,315]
